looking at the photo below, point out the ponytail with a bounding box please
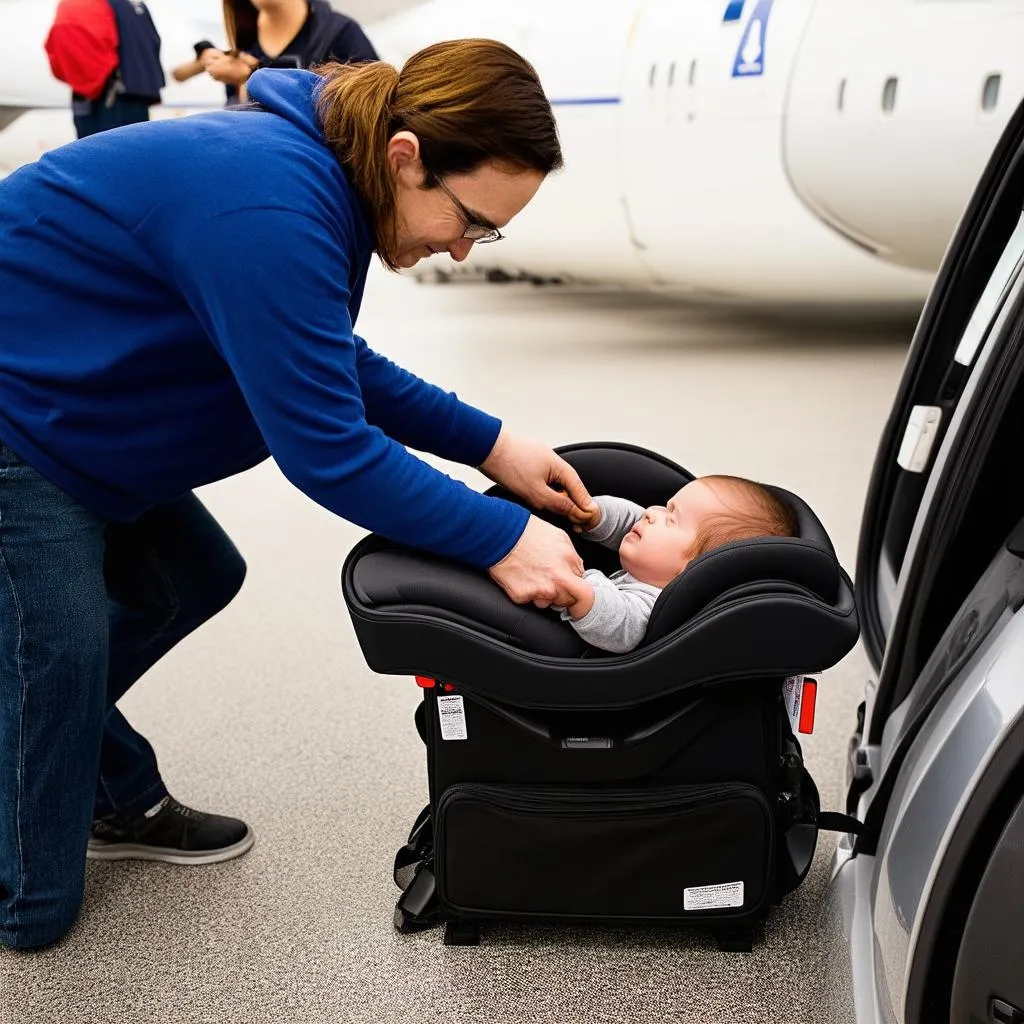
[317,61,402,267]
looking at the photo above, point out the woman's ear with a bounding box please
[387,131,424,187]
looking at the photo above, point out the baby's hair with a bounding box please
[691,475,798,559]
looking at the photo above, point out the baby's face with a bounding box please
[618,479,733,588]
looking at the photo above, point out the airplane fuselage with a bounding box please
[3,0,1022,305]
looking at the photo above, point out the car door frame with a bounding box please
[854,96,1024,742]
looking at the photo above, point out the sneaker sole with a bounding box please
[86,826,255,865]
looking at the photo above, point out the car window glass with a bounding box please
[955,209,1024,366]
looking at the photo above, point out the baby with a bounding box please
[558,475,798,653]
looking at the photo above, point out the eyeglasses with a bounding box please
[435,178,506,244]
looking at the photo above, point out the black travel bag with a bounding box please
[342,443,862,949]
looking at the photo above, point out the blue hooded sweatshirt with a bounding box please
[0,70,529,568]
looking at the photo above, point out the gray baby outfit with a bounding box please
[558,495,662,654]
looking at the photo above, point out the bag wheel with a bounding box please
[713,922,758,952]
[443,919,481,946]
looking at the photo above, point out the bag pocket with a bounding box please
[434,782,775,922]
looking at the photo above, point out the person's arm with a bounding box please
[583,495,645,549]
[558,572,659,654]
[353,339,595,526]
[353,336,501,467]
[172,58,205,82]
[160,206,528,568]
[326,21,379,63]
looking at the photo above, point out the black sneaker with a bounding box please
[87,795,255,865]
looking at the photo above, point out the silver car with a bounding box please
[827,101,1024,1023]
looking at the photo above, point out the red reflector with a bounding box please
[443,683,456,693]
[798,678,817,734]
[415,676,436,689]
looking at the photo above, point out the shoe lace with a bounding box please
[165,797,205,821]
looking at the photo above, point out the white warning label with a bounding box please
[683,881,745,911]
[782,675,804,731]
[437,694,468,741]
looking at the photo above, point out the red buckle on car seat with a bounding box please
[415,676,456,693]
[798,678,817,734]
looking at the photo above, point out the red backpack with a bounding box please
[44,0,119,101]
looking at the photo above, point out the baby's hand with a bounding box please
[560,573,596,620]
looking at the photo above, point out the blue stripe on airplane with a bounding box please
[154,97,624,111]
[548,97,621,106]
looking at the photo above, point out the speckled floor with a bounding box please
[0,268,913,1024]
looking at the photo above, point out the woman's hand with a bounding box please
[570,502,602,533]
[205,51,256,86]
[488,516,584,608]
[197,47,224,70]
[480,429,597,523]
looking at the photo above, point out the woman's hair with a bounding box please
[316,39,563,269]
[691,476,799,559]
[222,0,258,54]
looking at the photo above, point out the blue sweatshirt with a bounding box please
[0,70,529,568]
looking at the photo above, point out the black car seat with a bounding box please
[342,443,862,949]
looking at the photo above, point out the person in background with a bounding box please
[174,0,377,105]
[45,0,164,139]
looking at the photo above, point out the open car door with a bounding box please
[836,98,1024,1024]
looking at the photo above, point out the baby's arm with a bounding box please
[584,495,646,550]
[559,571,660,654]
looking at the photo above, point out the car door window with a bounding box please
[954,210,1024,366]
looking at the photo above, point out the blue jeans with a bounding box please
[72,97,150,139]
[0,443,246,948]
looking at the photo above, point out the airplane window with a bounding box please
[837,79,846,112]
[982,74,1001,112]
[882,77,898,113]
[649,63,657,89]
[668,62,676,87]
[688,60,697,86]
[954,211,1024,365]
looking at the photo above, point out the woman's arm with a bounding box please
[354,342,594,521]
[353,336,502,468]
[171,57,205,82]
[164,206,529,568]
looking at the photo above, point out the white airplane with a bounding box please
[3,0,1023,305]
[369,0,1024,303]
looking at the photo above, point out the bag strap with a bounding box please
[778,731,867,838]
[815,810,866,835]
[393,803,431,889]
[393,803,441,932]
